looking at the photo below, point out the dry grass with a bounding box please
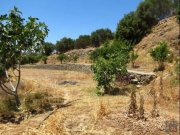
[0,68,178,135]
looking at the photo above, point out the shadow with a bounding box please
[133,65,140,69]
[58,99,81,108]
[109,87,131,96]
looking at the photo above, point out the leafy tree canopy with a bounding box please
[56,37,75,53]
[150,41,170,71]
[43,42,55,56]
[91,28,114,47]
[75,35,91,49]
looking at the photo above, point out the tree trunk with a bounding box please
[14,94,21,107]
[44,60,47,64]
[132,61,135,68]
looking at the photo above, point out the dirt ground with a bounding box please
[0,68,179,135]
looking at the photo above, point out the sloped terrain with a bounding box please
[45,47,95,65]
[134,16,179,71]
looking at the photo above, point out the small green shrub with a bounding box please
[129,50,138,68]
[41,55,48,64]
[24,92,52,113]
[150,41,170,71]
[57,54,68,64]
[21,54,43,65]
[0,97,18,115]
[72,55,79,63]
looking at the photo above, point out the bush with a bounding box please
[21,54,43,65]
[150,41,170,71]
[24,92,52,113]
[0,97,19,115]
[41,55,48,64]
[57,54,68,64]
[130,50,139,68]
[91,40,130,94]
[72,55,79,63]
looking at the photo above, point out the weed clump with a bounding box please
[97,101,106,119]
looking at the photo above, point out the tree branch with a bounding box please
[0,84,15,95]
[15,63,21,92]
[5,69,16,91]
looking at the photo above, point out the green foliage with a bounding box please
[21,54,43,65]
[130,50,139,68]
[0,7,48,72]
[56,37,75,53]
[75,35,91,49]
[24,92,52,112]
[91,28,114,47]
[137,0,174,22]
[57,54,68,64]
[150,41,170,71]
[91,41,130,94]
[24,92,63,113]
[116,12,149,44]
[72,55,79,63]
[116,0,175,45]
[43,42,55,56]
[0,97,18,114]
[41,55,48,64]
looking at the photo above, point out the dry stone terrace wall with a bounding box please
[21,64,92,73]
[22,64,156,85]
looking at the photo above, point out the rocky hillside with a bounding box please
[134,16,179,71]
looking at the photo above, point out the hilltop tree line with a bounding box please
[44,28,114,54]
[42,0,179,55]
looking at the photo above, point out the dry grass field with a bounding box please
[0,68,178,135]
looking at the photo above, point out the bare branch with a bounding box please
[5,69,16,91]
[0,84,15,95]
[15,64,21,92]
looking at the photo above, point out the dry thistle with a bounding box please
[151,90,159,118]
[138,95,145,119]
[97,101,106,120]
[128,88,138,117]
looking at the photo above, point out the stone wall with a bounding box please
[22,64,92,73]
[22,64,156,85]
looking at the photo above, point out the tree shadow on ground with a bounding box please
[109,87,131,96]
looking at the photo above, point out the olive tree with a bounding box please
[0,7,48,107]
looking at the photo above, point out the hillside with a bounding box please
[45,47,95,65]
[44,16,179,68]
[134,16,179,71]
